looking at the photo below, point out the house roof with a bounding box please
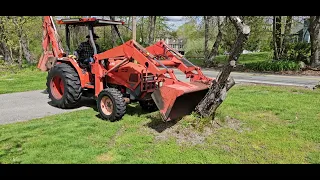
[291,22,304,34]
[167,38,184,44]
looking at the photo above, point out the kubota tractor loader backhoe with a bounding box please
[38,16,214,122]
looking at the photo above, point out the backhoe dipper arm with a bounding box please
[38,16,65,71]
[42,16,65,57]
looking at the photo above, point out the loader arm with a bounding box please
[37,16,66,71]
[94,40,180,85]
[146,40,212,83]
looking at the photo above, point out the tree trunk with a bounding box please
[72,26,79,50]
[132,16,136,41]
[281,16,292,59]
[126,16,130,35]
[110,16,117,47]
[9,46,14,65]
[148,16,157,45]
[275,16,282,59]
[204,16,210,65]
[140,16,144,44]
[195,16,250,119]
[18,39,23,68]
[0,17,12,63]
[103,16,106,45]
[309,16,320,67]
[207,16,223,64]
[0,41,12,62]
[20,35,34,64]
[273,16,280,60]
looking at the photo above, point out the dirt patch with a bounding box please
[223,116,245,132]
[96,152,115,162]
[143,113,248,146]
[151,123,216,146]
[250,112,282,124]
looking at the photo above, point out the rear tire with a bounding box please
[47,63,82,108]
[97,88,126,121]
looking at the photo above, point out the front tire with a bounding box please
[46,63,82,108]
[97,88,126,121]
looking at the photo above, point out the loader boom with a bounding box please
[146,40,212,83]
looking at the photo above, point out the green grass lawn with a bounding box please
[189,52,272,67]
[1,84,319,164]
[0,65,47,94]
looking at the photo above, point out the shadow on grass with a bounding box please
[94,103,148,122]
[47,94,180,131]
[144,113,180,133]
[125,103,144,117]
[125,102,180,132]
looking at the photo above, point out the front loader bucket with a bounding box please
[151,81,210,121]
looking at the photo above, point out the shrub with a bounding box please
[286,42,311,64]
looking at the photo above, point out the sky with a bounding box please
[164,16,188,30]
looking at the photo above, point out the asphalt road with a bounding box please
[174,69,319,88]
[0,70,319,125]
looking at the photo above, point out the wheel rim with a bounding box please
[50,75,64,99]
[101,96,113,115]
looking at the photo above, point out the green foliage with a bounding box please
[244,16,272,52]
[177,22,202,40]
[188,51,300,72]
[245,60,300,71]
[1,16,172,66]
[179,16,273,58]
[0,16,43,64]
[286,42,311,64]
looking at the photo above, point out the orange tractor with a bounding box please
[38,16,213,121]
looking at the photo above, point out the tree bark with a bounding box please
[148,16,157,45]
[110,16,117,47]
[281,16,292,59]
[20,35,34,64]
[195,16,250,119]
[273,16,280,60]
[126,16,131,35]
[18,39,23,68]
[0,17,12,63]
[207,16,223,63]
[132,16,136,41]
[309,16,320,67]
[204,16,210,64]
[275,16,282,59]
[140,16,145,44]
[0,41,12,62]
